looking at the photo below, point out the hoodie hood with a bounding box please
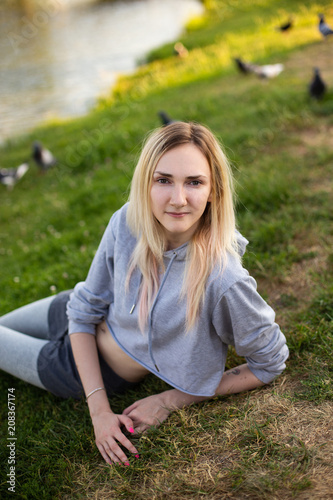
[236,230,249,257]
[162,229,248,262]
[163,242,188,261]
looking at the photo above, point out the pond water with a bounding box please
[0,0,203,143]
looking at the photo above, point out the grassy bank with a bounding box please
[1,0,332,498]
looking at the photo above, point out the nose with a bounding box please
[170,184,187,207]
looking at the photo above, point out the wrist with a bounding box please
[161,389,206,410]
[86,386,105,402]
[87,390,112,418]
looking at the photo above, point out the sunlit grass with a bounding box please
[108,0,329,104]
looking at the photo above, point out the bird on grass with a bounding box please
[0,163,29,190]
[158,111,176,126]
[32,141,57,172]
[275,18,293,32]
[234,57,284,79]
[233,57,256,74]
[252,63,285,79]
[318,14,333,38]
[309,68,327,100]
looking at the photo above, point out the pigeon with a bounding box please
[309,68,327,99]
[318,14,333,38]
[0,163,29,190]
[252,63,284,79]
[32,141,57,171]
[275,19,293,32]
[174,42,188,58]
[158,111,176,126]
[234,58,284,78]
[234,57,256,74]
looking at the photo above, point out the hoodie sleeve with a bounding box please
[66,216,116,335]
[235,229,249,257]
[212,276,289,384]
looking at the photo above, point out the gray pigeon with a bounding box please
[318,14,333,37]
[32,141,57,171]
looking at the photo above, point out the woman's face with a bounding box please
[150,143,212,250]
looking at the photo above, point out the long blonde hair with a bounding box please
[126,122,239,331]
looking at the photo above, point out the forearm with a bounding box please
[215,363,265,395]
[161,363,264,410]
[69,333,111,417]
[70,333,139,464]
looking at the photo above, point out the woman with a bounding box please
[0,122,288,466]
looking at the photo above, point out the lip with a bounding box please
[166,212,190,218]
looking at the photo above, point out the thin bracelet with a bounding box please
[86,387,105,402]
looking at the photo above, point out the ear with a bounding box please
[207,191,212,203]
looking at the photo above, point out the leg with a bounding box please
[0,324,48,389]
[0,296,54,339]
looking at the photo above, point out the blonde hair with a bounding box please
[126,122,239,331]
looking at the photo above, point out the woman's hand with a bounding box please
[91,410,139,465]
[122,394,171,433]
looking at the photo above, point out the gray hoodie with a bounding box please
[67,203,288,397]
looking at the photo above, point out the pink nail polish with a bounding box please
[124,462,130,466]
[129,427,134,433]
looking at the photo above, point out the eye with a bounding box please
[189,180,202,186]
[157,178,170,184]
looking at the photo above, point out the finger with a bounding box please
[105,448,122,465]
[122,402,138,415]
[134,424,149,434]
[105,438,131,464]
[118,414,140,438]
[97,443,119,465]
[124,408,154,426]
[134,417,160,434]
[121,410,140,427]
[115,429,139,456]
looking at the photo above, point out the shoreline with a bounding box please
[1,0,204,146]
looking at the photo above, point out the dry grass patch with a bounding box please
[218,383,333,499]
[256,114,333,324]
[287,122,333,169]
[285,34,333,81]
[258,244,327,327]
[67,379,332,499]
[256,219,331,331]
[298,124,333,150]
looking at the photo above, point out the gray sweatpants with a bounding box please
[0,296,55,389]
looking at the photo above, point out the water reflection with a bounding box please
[0,0,203,143]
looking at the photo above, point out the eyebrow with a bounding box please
[153,171,208,180]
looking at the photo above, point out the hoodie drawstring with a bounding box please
[147,252,178,371]
[129,273,143,315]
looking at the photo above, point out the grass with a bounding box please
[1,0,333,498]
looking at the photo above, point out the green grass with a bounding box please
[1,0,333,498]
